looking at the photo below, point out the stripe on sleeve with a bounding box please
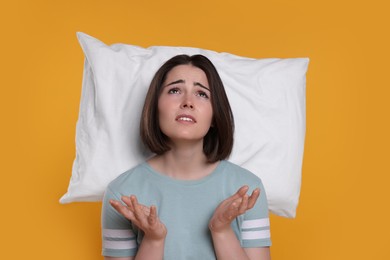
[103,229,135,238]
[242,218,270,229]
[103,229,137,250]
[241,229,271,240]
[103,239,137,250]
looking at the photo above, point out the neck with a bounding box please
[148,141,218,180]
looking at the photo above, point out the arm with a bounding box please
[210,229,270,260]
[103,234,165,260]
[109,195,167,260]
[209,186,271,260]
[244,248,271,260]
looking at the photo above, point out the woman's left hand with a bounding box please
[209,185,260,233]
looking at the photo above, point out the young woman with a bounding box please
[101,54,271,260]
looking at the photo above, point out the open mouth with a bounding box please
[176,115,196,123]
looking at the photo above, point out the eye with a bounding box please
[196,91,209,99]
[168,87,180,94]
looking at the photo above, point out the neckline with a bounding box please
[142,160,226,186]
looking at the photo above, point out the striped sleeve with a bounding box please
[101,187,138,257]
[240,179,271,247]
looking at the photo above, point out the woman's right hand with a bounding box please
[110,195,167,241]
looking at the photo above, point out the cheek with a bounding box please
[157,98,169,117]
[157,101,172,129]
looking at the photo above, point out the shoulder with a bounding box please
[221,160,262,184]
[106,163,150,193]
[217,161,265,193]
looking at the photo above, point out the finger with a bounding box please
[236,185,249,197]
[121,196,134,211]
[131,196,148,225]
[110,199,126,212]
[122,196,152,218]
[148,205,157,225]
[239,185,249,193]
[142,206,151,216]
[247,188,260,209]
[238,194,249,214]
[221,199,241,221]
[228,196,247,217]
[110,200,136,220]
[130,195,140,214]
[221,207,234,222]
[225,185,249,203]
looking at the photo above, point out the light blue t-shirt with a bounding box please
[102,160,271,259]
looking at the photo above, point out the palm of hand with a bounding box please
[209,185,260,233]
[110,195,167,241]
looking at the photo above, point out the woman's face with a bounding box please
[158,64,213,145]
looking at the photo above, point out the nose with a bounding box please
[180,94,194,110]
[182,103,194,109]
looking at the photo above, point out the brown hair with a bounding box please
[140,54,234,163]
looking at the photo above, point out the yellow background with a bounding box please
[1,0,389,259]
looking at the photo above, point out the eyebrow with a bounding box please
[165,79,210,91]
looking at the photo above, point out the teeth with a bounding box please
[178,117,193,122]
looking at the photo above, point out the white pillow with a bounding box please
[60,32,309,218]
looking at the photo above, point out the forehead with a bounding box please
[165,65,208,84]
